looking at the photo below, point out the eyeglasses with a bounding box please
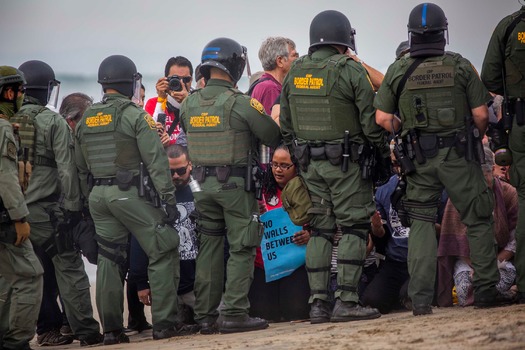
[270,162,294,171]
[170,163,189,176]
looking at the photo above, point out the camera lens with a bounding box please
[167,75,182,92]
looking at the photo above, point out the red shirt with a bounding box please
[255,188,283,269]
[145,97,181,145]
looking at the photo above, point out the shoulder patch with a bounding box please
[250,98,265,115]
[6,141,17,161]
[144,114,157,130]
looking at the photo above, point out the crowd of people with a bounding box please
[1,2,524,349]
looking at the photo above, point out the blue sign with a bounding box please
[260,207,306,282]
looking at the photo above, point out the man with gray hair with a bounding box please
[249,36,298,163]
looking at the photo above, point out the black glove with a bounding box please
[58,210,82,232]
[163,203,180,225]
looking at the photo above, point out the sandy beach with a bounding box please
[33,283,525,350]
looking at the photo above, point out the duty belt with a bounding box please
[203,166,246,178]
[436,136,456,148]
[93,177,140,186]
[34,156,57,168]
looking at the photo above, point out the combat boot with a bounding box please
[218,314,268,333]
[103,330,129,345]
[309,299,332,324]
[412,304,432,316]
[474,290,517,308]
[198,321,219,335]
[330,298,381,322]
[37,329,74,346]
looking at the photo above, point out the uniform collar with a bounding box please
[102,93,130,102]
[310,46,341,60]
[205,79,235,88]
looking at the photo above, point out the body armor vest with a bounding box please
[288,54,362,142]
[398,54,469,135]
[505,17,525,98]
[11,105,55,166]
[184,89,251,166]
[80,100,142,177]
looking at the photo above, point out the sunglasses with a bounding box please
[170,163,189,176]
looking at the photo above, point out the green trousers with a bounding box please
[89,185,180,332]
[509,119,525,294]
[193,176,261,322]
[0,238,43,349]
[28,201,100,338]
[405,147,499,306]
[302,160,374,303]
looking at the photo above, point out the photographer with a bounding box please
[145,56,193,146]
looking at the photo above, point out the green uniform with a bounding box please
[75,93,180,332]
[280,47,389,304]
[375,52,498,306]
[481,6,525,298]
[13,97,101,339]
[180,79,281,322]
[0,115,44,350]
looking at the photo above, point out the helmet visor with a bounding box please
[131,73,143,105]
[47,79,61,109]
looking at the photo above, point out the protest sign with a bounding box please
[260,207,306,282]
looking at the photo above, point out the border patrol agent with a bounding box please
[180,37,281,334]
[280,10,389,323]
[375,3,516,315]
[0,66,44,350]
[14,60,103,345]
[481,3,525,305]
[75,55,182,344]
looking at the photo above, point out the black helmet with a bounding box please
[200,38,246,83]
[98,55,142,99]
[0,66,26,94]
[408,3,448,35]
[408,3,448,57]
[309,10,356,54]
[19,60,60,106]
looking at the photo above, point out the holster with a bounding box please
[192,166,206,183]
[215,166,231,183]
[325,144,342,166]
[115,170,134,191]
[310,146,326,161]
[454,131,467,158]
[418,134,439,159]
[293,143,310,172]
[350,143,361,162]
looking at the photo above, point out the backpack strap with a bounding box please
[395,58,425,101]
[246,77,272,96]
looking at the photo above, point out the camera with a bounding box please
[167,75,183,92]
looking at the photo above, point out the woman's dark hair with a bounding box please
[262,143,297,202]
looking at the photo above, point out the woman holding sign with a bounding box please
[248,144,311,322]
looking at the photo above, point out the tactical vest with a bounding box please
[504,15,525,98]
[398,54,469,134]
[184,89,251,166]
[11,105,55,166]
[287,54,362,142]
[79,99,142,177]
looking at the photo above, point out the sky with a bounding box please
[0,0,522,96]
